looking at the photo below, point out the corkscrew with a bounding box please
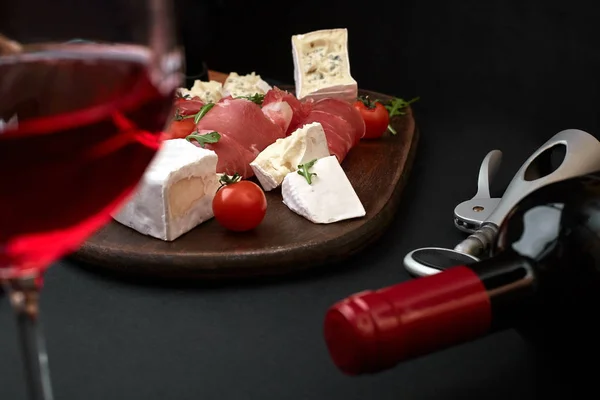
[404,129,600,277]
[453,149,503,233]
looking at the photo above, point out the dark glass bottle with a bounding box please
[323,172,600,375]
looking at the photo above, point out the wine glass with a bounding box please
[0,1,182,399]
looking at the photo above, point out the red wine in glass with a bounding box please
[0,44,176,275]
[0,42,180,399]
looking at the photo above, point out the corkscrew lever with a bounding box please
[454,149,503,233]
[405,129,600,277]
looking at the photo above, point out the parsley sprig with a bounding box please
[174,103,215,123]
[186,131,221,148]
[384,97,420,134]
[236,93,265,106]
[297,159,318,185]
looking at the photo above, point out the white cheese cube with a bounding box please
[177,80,224,103]
[250,122,330,191]
[112,139,219,241]
[222,72,272,98]
[281,155,366,224]
[291,28,358,102]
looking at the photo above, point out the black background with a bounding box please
[2,0,600,398]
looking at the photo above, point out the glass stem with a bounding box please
[4,275,54,400]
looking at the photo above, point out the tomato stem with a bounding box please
[218,173,242,190]
[357,95,378,109]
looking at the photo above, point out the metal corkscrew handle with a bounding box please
[454,129,600,258]
[405,129,600,277]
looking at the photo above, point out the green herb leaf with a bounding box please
[384,96,420,117]
[297,159,318,185]
[236,93,265,106]
[173,102,215,123]
[218,173,242,189]
[186,131,221,148]
[194,103,215,124]
[384,96,420,135]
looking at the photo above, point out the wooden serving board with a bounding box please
[70,77,419,280]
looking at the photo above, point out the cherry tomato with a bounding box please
[353,100,390,139]
[164,118,196,139]
[213,179,267,232]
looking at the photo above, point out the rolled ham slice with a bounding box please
[263,87,311,135]
[290,96,365,162]
[173,96,204,117]
[299,111,354,163]
[195,98,286,178]
[261,101,293,134]
[311,98,365,145]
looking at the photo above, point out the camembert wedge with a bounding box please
[112,139,219,241]
[250,122,330,191]
[291,28,358,102]
[281,155,366,224]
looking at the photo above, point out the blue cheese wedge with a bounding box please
[222,72,272,98]
[250,122,330,191]
[112,139,219,241]
[281,155,366,224]
[291,28,358,102]
[177,80,224,103]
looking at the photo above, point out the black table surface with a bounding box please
[3,0,600,398]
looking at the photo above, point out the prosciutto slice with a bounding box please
[263,87,311,135]
[311,98,365,145]
[299,111,355,162]
[290,97,366,162]
[173,96,204,117]
[261,101,293,134]
[195,98,286,178]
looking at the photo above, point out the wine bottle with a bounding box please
[323,171,600,375]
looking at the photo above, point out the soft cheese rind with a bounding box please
[281,155,366,224]
[112,139,219,241]
[222,72,272,98]
[291,28,358,102]
[250,122,330,191]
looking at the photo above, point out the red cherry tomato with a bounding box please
[212,179,267,232]
[164,118,196,139]
[353,100,390,139]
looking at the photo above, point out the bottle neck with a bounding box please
[468,252,539,331]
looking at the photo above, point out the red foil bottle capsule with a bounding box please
[324,265,496,375]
